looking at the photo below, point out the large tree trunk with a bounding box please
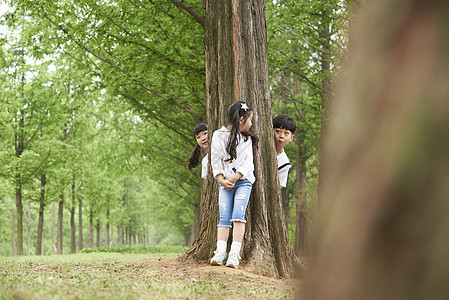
[57,196,64,254]
[184,0,298,278]
[304,0,449,299]
[36,170,46,255]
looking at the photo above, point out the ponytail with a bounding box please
[187,122,208,170]
[188,144,202,170]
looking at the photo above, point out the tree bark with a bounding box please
[36,170,46,255]
[10,199,16,256]
[27,203,31,256]
[78,197,83,251]
[184,0,298,278]
[106,208,110,246]
[88,210,93,248]
[96,220,100,247]
[52,202,56,254]
[15,180,23,256]
[57,196,64,254]
[304,0,449,299]
[70,181,76,253]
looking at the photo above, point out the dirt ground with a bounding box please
[138,257,299,298]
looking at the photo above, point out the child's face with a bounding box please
[273,128,294,149]
[195,130,208,149]
[239,112,253,132]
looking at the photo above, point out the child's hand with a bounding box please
[217,175,235,190]
[227,172,243,184]
[221,179,235,190]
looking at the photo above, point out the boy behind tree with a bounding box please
[273,115,296,188]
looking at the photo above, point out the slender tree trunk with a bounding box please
[52,202,56,254]
[96,220,100,247]
[88,210,93,248]
[70,207,76,253]
[36,170,46,255]
[78,197,83,251]
[106,208,110,246]
[27,203,31,256]
[10,199,16,256]
[70,181,76,253]
[117,225,121,245]
[15,182,23,256]
[304,0,449,299]
[57,196,64,254]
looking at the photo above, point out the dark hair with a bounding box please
[188,123,207,170]
[273,115,296,134]
[226,101,258,162]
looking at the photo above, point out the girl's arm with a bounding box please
[227,172,242,183]
[216,174,235,190]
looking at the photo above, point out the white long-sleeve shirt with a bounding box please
[277,149,291,187]
[201,154,208,179]
[211,126,255,183]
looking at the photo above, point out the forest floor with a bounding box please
[0,252,298,299]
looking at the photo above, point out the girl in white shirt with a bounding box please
[210,101,257,268]
[187,123,208,179]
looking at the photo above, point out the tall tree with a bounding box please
[184,0,298,278]
[304,0,449,299]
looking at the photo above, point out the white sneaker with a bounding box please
[225,251,241,268]
[210,250,227,266]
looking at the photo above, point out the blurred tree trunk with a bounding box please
[96,220,100,247]
[78,197,83,251]
[305,0,449,299]
[26,203,31,256]
[10,199,16,256]
[88,210,93,248]
[70,181,76,254]
[36,170,45,255]
[15,181,23,256]
[184,0,298,278]
[57,196,64,254]
[51,202,56,254]
[106,208,110,246]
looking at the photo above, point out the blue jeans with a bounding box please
[218,178,252,227]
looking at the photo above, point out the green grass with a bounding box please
[0,250,295,299]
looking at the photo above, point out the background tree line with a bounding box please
[0,0,348,265]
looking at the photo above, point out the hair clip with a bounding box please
[241,103,249,111]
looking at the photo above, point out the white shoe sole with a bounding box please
[226,263,238,269]
[211,260,223,266]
